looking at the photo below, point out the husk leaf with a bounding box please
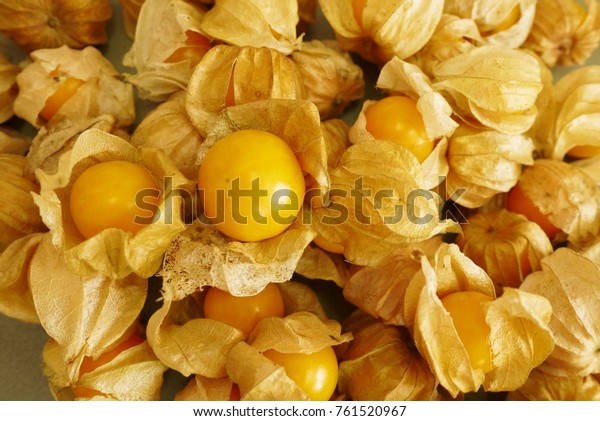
[521,248,600,377]
[508,369,600,401]
[32,129,191,279]
[294,244,351,288]
[338,311,437,401]
[277,280,329,320]
[118,0,145,38]
[0,53,18,124]
[175,375,236,401]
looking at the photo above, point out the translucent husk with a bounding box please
[122,0,209,102]
[404,243,554,397]
[118,0,145,38]
[319,0,444,63]
[132,92,204,180]
[527,52,557,158]
[0,53,18,124]
[338,311,437,401]
[456,209,553,292]
[445,124,534,209]
[522,0,600,68]
[0,153,46,252]
[43,336,167,401]
[32,129,192,279]
[0,0,112,52]
[515,159,600,244]
[175,375,236,401]
[185,45,306,137]
[198,0,302,55]
[508,369,600,401]
[226,312,352,400]
[521,248,600,378]
[0,232,45,324]
[550,66,600,160]
[290,40,364,120]
[294,244,352,288]
[14,46,135,129]
[342,236,442,326]
[444,0,537,48]
[431,46,543,135]
[0,127,30,155]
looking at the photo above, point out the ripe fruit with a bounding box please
[164,30,212,67]
[39,77,85,121]
[506,184,562,240]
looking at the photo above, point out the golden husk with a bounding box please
[431,46,543,134]
[522,0,600,67]
[521,248,600,377]
[338,311,437,401]
[0,54,18,124]
[527,52,557,158]
[319,0,444,63]
[132,92,204,180]
[508,369,600,400]
[290,40,364,120]
[32,129,192,279]
[186,46,306,137]
[294,244,352,288]
[516,159,600,243]
[456,209,553,291]
[0,0,112,52]
[0,153,46,251]
[14,46,135,129]
[122,0,209,102]
[198,0,302,55]
[0,232,45,324]
[175,375,236,401]
[118,0,145,38]
[445,124,534,209]
[0,127,30,155]
[277,280,329,320]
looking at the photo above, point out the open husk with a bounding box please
[0,0,112,52]
[508,369,600,401]
[123,0,210,101]
[198,0,302,55]
[32,129,192,279]
[319,0,444,64]
[132,92,204,180]
[294,244,352,288]
[431,46,543,135]
[0,127,30,155]
[521,248,600,378]
[445,124,534,209]
[456,209,554,291]
[290,40,364,120]
[405,243,554,397]
[444,0,537,48]
[0,153,46,251]
[14,46,135,129]
[0,53,18,124]
[0,232,45,324]
[338,311,437,401]
[185,45,306,137]
[522,0,600,67]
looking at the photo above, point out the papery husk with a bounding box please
[320,118,351,169]
[118,0,145,38]
[319,0,444,63]
[431,46,543,135]
[338,311,437,400]
[294,244,351,288]
[0,53,18,124]
[522,0,600,68]
[456,209,553,291]
[146,295,244,378]
[0,232,45,324]
[0,0,112,52]
[132,92,204,180]
[342,236,442,326]
[508,369,600,400]
[0,127,30,155]
[198,0,302,55]
[32,129,192,279]
[26,114,118,177]
[550,66,600,160]
[290,40,364,120]
[521,248,600,377]
[160,219,314,300]
[277,280,329,320]
[43,337,167,401]
[226,312,352,400]
[122,0,209,102]
[444,0,536,48]
[186,46,306,137]
[311,139,459,267]
[14,46,135,129]
[527,52,556,159]
[445,124,534,209]
[175,375,236,401]
[0,153,46,251]
[28,234,147,372]
[405,243,554,396]
[515,159,600,244]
